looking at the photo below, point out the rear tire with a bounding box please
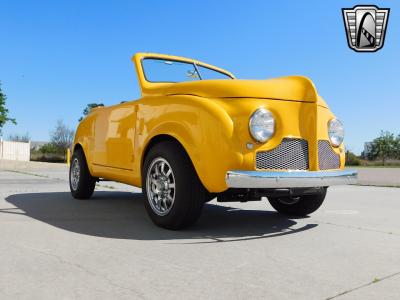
[268,188,327,216]
[69,148,96,199]
[142,141,206,230]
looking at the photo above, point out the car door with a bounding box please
[93,103,137,170]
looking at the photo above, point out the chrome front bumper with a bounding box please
[226,169,358,188]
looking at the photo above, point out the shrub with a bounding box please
[345,150,360,166]
[30,143,66,162]
[39,143,63,154]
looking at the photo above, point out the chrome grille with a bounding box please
[256,138,309,170]
[318,140,340,170]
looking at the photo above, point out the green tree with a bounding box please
[0,82,17,135]
[394,135,400,159]
[79,102,104,121]
[368,131,396,165]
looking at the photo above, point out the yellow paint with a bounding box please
[73,53,345,193]
[66,148,71,166]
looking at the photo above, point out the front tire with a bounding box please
[268,188,327,217]
[69,148,96,199]
[142,141,206,230]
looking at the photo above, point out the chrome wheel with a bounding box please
[146,157,176,216]
[70,158,80,191]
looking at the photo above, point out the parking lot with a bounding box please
[1,161,400,299]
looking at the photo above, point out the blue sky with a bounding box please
[1,0,398,154]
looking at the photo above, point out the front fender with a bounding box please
[136,95,241,192]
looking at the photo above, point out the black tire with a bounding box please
[268,188,327,217]
[205,193,217,202]
[142,140,206,230]
[69,148,96,199]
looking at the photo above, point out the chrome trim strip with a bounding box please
[226,169,358,188]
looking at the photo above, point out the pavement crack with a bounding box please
[21,245,146,299]
[3,169,64,181]
[319,221,399,236]
[326,271,400,299]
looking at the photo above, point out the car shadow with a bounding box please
[4,191,317,242]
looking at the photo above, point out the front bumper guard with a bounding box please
[226,169,358,189]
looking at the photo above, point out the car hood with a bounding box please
[156,76,320,103]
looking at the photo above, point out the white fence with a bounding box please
[0,139,30,161]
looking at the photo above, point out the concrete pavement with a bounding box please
[353,167,400,187]
[0,161,400,299]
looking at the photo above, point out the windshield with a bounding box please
[142,58,233,83]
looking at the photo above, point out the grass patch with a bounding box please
[352,183,400,188]
[348,158,400,167]
[353,165,400,169]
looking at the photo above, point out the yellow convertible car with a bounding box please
[70,52,357,229]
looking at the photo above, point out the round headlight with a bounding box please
[249,108,275,143]
[328,119,344,147]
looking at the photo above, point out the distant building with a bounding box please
[0,139,30,161]
[363,142,373,158]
